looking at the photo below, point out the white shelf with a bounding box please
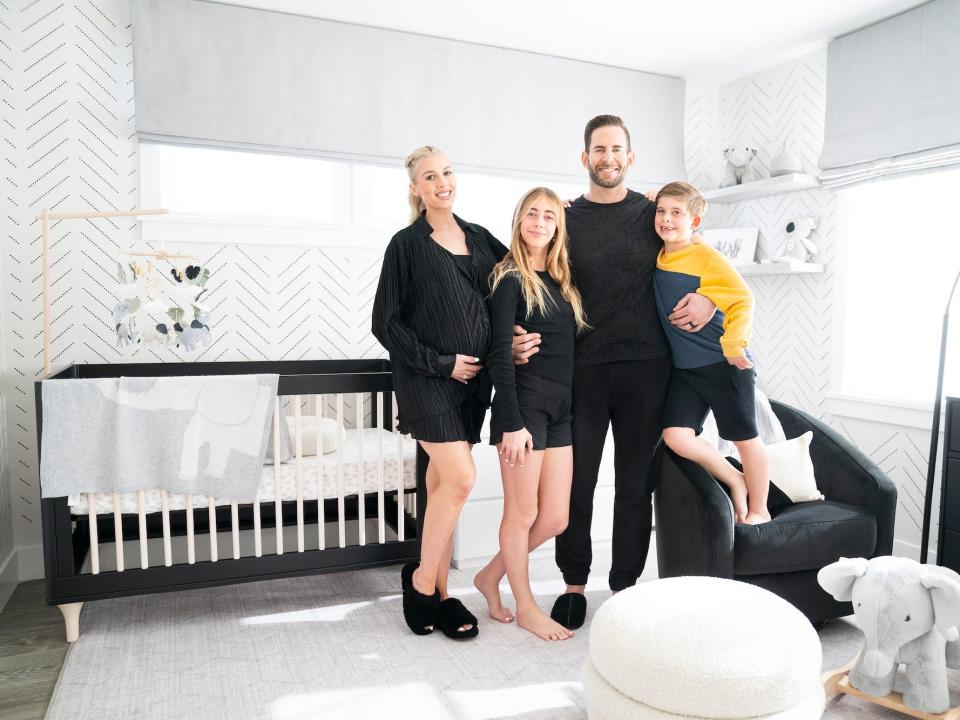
[702,173,820,204]
[738,262,823,277]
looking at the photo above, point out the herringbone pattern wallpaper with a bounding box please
[684,50,931,553]
[0,1,387,551]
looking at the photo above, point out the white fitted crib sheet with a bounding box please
[68,428,417,515]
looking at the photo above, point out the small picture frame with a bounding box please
[703,227,759,267]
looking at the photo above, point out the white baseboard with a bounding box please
[0,549,17,614]
[892,537,935,564]
[454,538,613,571]
[17,544,44,581]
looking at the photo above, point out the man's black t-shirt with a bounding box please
[566,189,669,366]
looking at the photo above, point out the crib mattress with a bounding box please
[69,428,417,515]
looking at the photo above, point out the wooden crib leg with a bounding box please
[58,602,84,643]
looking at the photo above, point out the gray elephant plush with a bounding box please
[818,556,960,712]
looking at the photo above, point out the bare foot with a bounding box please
[516,606,574,641]
[743,510,772,525]
[727,474,748,523]
[473,566,514,623]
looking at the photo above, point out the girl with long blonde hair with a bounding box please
[474,187,588,641]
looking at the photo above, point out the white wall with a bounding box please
[684,49,934,560]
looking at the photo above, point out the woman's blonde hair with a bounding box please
[490,187,589,332]
[404,145,444,224]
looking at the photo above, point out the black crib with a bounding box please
[35,359,425,641]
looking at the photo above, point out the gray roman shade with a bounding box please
[819,0,960,189]
[130,0,685,183]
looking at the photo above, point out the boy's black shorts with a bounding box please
[490,373,572,451]
[662,360,758,441]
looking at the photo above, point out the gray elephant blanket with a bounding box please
[41,374,279,500]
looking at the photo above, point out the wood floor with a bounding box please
[0,581,69,720]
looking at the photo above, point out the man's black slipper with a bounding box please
[550,592,587,629]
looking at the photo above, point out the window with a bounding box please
[139,144,594,244]
[839,167,960,404]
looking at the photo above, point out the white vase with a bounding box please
[769,144,803,177]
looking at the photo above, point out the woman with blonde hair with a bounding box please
[372,146,507,640]
[473,187,588,641]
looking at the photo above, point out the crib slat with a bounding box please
[231,502,240,560]
[137,491,148,569]
[377,392,385,545]
[273,402,284,556]
[112,493,124,572]
[186,494,195,564]
[317,394,325,551]
[294,396,304,553]
[394,394,404,542]
[161,490,172,567]
[88,494,100,575]
[208,497,218,562]
[253,491,262,558]
[337,393,346,548]
[356,392,365,547]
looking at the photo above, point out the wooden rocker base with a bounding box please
[823,658,960,720]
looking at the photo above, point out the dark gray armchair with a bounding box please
[653,400,897,624]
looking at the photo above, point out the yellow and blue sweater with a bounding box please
[653,243,753,369]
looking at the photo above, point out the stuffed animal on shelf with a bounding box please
[818,556,960,713]
[772,216,818,264]
[720,145,760,187]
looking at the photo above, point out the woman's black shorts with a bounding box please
[490,373,572,451]
[662,360,758,441]
[401,385,489,445]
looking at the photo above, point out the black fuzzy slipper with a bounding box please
[550,592,587,630]
[401,562,439,635]
[437,597,479,640]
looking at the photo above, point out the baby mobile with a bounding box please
[112,214,214,352]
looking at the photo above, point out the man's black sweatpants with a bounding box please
[555,357,671,591]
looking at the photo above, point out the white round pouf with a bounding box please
[586,577,824,720]
[582,656,826,720]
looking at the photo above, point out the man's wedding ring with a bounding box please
[687,321,696,329]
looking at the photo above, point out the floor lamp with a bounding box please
[921,268,960,564]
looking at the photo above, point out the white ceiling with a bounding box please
[212,0,928,82]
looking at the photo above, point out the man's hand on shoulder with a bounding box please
[512,325,540,365]
[669,293,717,333]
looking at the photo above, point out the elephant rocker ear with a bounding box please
[922,566,960,637]
[818,557,869,601]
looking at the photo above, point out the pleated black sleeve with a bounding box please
[371,236,456,379]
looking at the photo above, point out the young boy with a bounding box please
[652,182,770,524]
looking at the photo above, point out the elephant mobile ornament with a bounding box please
[112,260,213,353]
[819,556,960,718]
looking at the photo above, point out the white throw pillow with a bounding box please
[284,415,343,456]
[765,431,824,502]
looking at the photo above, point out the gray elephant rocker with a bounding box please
[819,556,960,714]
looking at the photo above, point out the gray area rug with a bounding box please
[44,546,957,720]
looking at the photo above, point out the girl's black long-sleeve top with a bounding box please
[487,271,575,433]
[371,213,508,426]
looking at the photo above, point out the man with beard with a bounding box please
[515,115,717,628]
